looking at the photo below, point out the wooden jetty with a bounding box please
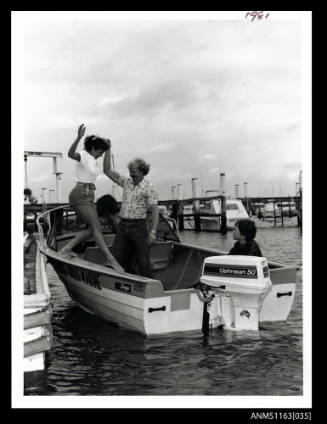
[24,232,53,394]
[24,191,302,236]
[160,196,301,232]
[24,166,302,233]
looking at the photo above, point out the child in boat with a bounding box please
[96,194,140,274]
[229,219,262,256]
[60,124,124,272]
[96,194,120,233]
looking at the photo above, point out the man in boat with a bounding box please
[103,141,159,277]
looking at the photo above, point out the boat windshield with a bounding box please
[226,204,239,210]
[146,211,181,242]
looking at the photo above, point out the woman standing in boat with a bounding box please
[229,219,262,256]
[60,124,124,272]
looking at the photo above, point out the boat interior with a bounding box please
[44,207,293,292]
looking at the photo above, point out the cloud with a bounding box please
[20,17,305,200]
[95,78,201,122]
[209,168,219,174]
[199,153,216,162]
[147,142,176,154]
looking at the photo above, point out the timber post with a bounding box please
[191,178,201,232]
[273,201,277,226]
[280,199,284,227]
[177,184,184,231]
[220,173,227,234]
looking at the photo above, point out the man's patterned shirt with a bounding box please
[116,174,158,219]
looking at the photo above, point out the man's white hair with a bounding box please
[128,158,150,175]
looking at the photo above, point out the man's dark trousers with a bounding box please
[112,219,152,277]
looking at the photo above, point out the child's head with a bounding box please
[96,194,120,219]
[234,219,257,242]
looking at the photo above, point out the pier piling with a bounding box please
[273,201,277,226]
[177,184,184,231]
[234,184,240,199]
[220,173,227,234]
[297,171,302,229]
[171,185,177,201]
[191,178,201,232]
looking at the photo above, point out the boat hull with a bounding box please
[200,216,237,231]
[57,271,205,335]
[50,255,296,336]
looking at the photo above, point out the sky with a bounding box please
[19,12,307,202]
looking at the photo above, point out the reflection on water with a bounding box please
[39,226,303,396]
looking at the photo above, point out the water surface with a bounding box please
[41,226,303,397]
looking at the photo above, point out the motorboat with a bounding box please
[37,206,296,336]
[199,198,250,231]
[258,201,298,219]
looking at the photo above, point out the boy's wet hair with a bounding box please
[84,135,109,153]
[235,219,257,241]
[96,194,120,217]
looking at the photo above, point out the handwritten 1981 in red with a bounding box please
[245,11,270,22]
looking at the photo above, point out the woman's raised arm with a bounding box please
[68,124,86,161]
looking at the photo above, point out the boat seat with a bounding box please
[149,241,173,271]
[83,241,173,271]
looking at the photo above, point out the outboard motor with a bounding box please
[200,255,272,331]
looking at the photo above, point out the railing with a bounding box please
[36,205,73,251]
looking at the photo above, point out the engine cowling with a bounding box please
[200,255,272,330]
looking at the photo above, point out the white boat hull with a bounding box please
[199,198,249,231]
[200,216,239,231]
[53,259,296,336]
[59,272,205,335]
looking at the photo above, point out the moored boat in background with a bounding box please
[258,201,298,218]
[199,198,250,231]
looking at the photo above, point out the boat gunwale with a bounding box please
[39,244,164,284]
[37,205,296,284]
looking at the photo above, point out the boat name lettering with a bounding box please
[59,262,101,290]
[204,264,257,278]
